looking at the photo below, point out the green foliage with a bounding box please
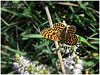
[1,1,99,74]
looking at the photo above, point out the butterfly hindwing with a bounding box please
[65,33,77,45]
[61,33,77,45]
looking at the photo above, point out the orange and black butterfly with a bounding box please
[41,23,77,45]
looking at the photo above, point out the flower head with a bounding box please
[13,54,50,74]
[61,44,83,74]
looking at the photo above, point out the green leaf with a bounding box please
[22,34,44,40]
[94,56,99,60]
[90,33,98,37]
[42,49,52,54]
[87,61,94,66]
[1,61,12,64]
[23,8,31,16]
[1,18,10,26]
[87,37,99,41]
[69,6,75,13]
[1,8,32,18]
[86,11,96,21]
[1,51,11,57]
[90,41,99,44]
[73,15,85,28]
[84,61,94,67]
[2,45,26,55]
[78,35,89,45]
[78,35,98,50]
[78,1,86,10]
[55,12,61,22]
[36,41,51,49]
[13,0,20,3]
[8,70,17,74]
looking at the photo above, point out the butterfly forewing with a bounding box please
[53,23,66,29]
[41,28,60,41]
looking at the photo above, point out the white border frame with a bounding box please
[0,0,99,74]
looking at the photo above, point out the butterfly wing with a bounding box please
[61,33,78,45]
[41,28,60,41]
[60,25,77,45]
[53,23,66,32]
[66,25,76,34]
[62,25,77,45]
[53,24,76,34]
[41,23,66,41]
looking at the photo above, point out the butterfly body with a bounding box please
[41,23,77,45]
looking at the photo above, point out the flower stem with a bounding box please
[44,5,66,74]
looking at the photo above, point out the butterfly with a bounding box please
[41,23,77,45]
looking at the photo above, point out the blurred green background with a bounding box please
[1,1,99,74]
